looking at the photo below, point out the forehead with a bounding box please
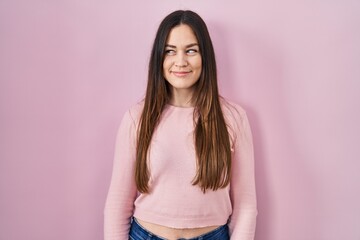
[166,24,198,45]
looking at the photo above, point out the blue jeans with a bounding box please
[129,218,229,240]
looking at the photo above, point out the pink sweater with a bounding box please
[104,100,257,240]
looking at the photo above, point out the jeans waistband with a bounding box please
[129,218,229,240]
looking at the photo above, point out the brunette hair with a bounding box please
[136,10,231,193]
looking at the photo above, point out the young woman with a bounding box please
[104,10,257,240]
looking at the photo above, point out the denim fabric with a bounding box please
[129,218,229,240]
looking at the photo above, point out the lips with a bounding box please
[171,71,191,77]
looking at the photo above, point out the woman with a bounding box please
[104,10,257,240]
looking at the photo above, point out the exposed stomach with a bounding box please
[135,218,220,240]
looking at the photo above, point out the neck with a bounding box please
[169,88,195,107]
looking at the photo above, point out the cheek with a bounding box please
[195,59,202,77]
[163,59,171,79]
[198,59,202,69]
[191,56,202,69]
[163,58,172,70]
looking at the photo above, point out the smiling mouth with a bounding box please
[172,71,191,77]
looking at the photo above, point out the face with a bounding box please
[163,24,202,98]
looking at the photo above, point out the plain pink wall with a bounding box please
[1,0,359,239]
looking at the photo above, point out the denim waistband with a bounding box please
[129,218,229,240]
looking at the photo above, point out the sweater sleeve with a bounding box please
[104,109,138,240]
[228,107,258,240]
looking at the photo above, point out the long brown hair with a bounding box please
[136,10,231,193]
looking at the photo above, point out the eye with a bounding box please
[165,49,176,55]
[186,49,198,55]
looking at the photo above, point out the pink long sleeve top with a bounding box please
[104,100,257,240]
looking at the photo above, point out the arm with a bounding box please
[104,110,138,240]
[228,108,258,240]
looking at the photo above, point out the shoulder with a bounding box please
[220,97,248,124]
[127,101,144,120]
[219,98,253,146]
[121,100,144,127]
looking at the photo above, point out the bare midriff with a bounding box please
[136,218,220,240]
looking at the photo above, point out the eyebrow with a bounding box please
[165,43,199,48]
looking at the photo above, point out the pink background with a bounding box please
[1,0,359,239]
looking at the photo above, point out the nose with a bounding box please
[174,52,188,67]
